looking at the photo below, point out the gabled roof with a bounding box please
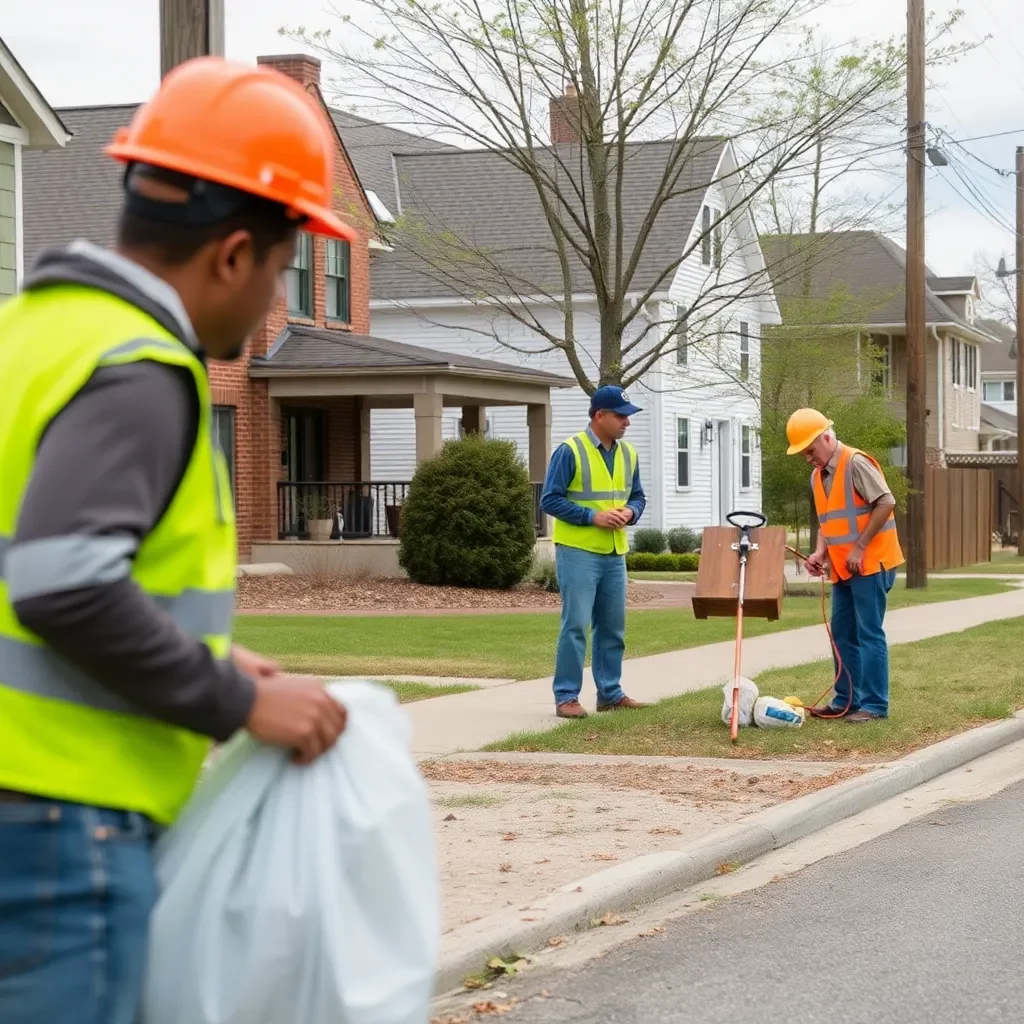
[369,137,728,302]
[250,324,574,386]
[977,318,1016,374]
[761,231,1000,344]
[328,109,456,215]
[0,35,69,148]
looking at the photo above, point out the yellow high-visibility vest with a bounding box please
[0,284,237,825]
[552,432,636,555]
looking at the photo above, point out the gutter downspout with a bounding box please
[932,326,943,460]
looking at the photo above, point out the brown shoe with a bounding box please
[556,700,588,719]
[596,696,650,712]
[845,710,886,724]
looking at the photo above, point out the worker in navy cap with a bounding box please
[540,385,649,718]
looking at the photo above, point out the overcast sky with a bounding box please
[4,0,1023,283]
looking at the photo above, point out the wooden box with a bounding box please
[691,525,786,621]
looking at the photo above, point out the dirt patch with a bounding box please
[422,757,865,933]
[236,575,674,613]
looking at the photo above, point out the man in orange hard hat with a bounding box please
[0,58,354,1023]
[786,408,905,722]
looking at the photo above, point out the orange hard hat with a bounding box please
[786,408,833,455]
[106,56,357,242]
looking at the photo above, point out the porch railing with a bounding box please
[278,482,409,539]
[277,480,548,539]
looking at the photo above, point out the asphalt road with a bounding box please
[500,780,1024,1024]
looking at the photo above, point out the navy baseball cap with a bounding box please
[590,385,642,417]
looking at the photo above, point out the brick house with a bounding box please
[22,54,570,570]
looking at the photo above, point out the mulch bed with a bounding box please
[235,575,670,613]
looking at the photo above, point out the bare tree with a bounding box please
[975,251,1018,327]
[754,15,973,239]
[291,0,921,393]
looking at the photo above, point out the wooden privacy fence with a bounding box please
[894,467,993,571]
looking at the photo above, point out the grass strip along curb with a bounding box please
[434,711,1024,996]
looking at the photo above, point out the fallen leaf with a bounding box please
[534,858,551,865]
[591,911,627,927]
[463,976,488,990]
[472,1000,519,1016]
[583,733,600,741]
[546,935,568,948]
[591,852,618,862]
[638,926,667,937]
[502,832,517,842]
[443,814,458,822]
[539,990,552,998]
[648,826,682,836]
[499,863,513,873]
[715,861,741,875]
[746,776,760,785]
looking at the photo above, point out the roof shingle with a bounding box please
[251,325,573,385]
[761,231,992,338]
[371,138,727,302]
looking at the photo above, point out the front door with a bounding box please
[282,408,326,536]
[714,419,733,525]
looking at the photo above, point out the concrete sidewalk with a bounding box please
[405,587,1024,757]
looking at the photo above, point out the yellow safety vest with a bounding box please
[552,432,636,556]
[0,284,237,825]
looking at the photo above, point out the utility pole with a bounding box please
[1016,147,1024,556]
[160,0,225,77]
[904,0,927,589]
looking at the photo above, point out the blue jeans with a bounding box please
[0,797,158,1024]
[830,568,897,717]
[553,545,627,707]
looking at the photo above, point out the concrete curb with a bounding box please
[435,712,1024,994]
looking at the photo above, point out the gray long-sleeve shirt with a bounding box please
[5,241,255,741]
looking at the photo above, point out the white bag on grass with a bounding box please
[141,680,439,1024]
[720,676,759,728]
[753,695,805,729]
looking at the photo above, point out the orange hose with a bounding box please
[730,598,744,742]
[785,546,854,719]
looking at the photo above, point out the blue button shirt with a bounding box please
[540,427,646,527]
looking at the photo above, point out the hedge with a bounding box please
[625,552,700,572]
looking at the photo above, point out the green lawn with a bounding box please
[382,680,479,702]
[629,571,698,582]
[937,551,1024,575]
[233,578,1011,681]
[484,618,1024,761]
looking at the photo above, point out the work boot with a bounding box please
[596,696,650,712]
[844,710,886,724]
[808,704,850,719]
[556,700,588,719]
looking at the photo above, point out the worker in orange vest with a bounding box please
[786,409,905,722]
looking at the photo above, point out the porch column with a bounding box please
[461,404,485,435]
[414,391,444,465]
[528,403,552,536]
[358,398,372,480]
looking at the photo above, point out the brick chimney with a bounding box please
[257,53,322,89]
[550,82,581,144]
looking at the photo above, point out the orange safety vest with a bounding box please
[812,445,905,583]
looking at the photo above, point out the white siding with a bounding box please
[367,305,655,502]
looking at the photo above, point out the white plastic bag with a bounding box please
[753,695,805,729]
[720,676,759,728]
[141,680,439,1024]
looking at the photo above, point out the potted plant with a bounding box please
[385,497,403,538]
[298,490,334,542]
